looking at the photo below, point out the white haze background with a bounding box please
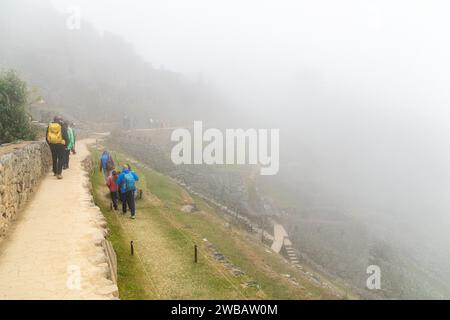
[49,0,450,286]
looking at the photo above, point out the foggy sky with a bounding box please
[50,0,450,108]
[47,0,450,252]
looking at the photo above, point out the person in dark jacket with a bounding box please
[46,116,69,179]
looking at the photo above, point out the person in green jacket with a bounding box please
[63,122,76,170]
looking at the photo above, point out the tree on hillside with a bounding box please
[0,70,36,144]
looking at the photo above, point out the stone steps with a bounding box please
[284,245,302,266]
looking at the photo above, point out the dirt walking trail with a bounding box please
[0,139,118,299]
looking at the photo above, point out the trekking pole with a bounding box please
[194,245,198,263]
[130,241,134,256]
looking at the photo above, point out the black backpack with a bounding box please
[106,156,114,170]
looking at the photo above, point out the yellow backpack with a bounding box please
[47,122,65,144]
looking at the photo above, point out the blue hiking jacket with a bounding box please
[101,152,111,169]
[117,169,139,193]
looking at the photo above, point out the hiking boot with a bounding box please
[57,175,63,180]
[131,215,136,220]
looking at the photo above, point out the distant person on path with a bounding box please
[107,170,119,210]
[117,164,139,219]
[122,115,131,130]
[99,150,115,182]
[46,116,68,179]
[63,122,76,170]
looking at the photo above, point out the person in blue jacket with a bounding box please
[99,150,115,182]
[116,164,139,219]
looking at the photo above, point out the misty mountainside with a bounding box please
[2,0,450,300]
[0,0,228,125]
[109,127,450,299]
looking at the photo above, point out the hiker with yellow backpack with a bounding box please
[46,116,69,179]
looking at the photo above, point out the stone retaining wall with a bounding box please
[0,141,51,238]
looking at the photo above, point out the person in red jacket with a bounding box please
[106,170,119,210]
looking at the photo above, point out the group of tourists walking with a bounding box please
[46,116,76,179]
[100,151,140,220]
[46,116,139,219]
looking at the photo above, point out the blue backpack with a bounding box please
[101,153,111,169]
[123,172,136,191]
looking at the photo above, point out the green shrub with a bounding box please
[0,70,36,143]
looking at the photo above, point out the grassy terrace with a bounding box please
[90,147,347,299]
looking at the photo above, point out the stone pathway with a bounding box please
[0,139,118,299]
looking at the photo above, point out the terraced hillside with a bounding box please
[89,147,354,299]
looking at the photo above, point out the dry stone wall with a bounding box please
[0,142,51,238]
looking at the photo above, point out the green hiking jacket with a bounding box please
[66,127,75,150]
